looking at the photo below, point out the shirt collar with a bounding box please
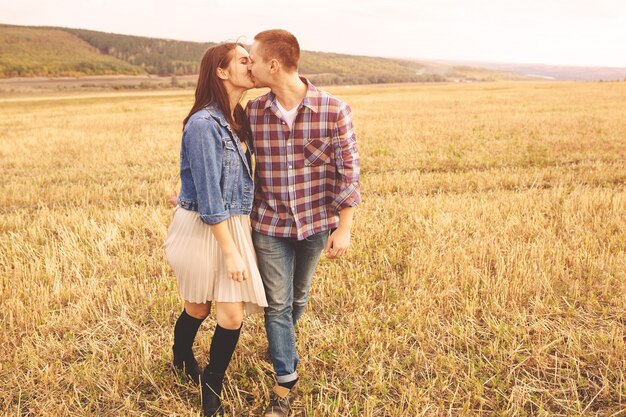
[264,77,320,114]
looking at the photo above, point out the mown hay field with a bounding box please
[1,82,625,416]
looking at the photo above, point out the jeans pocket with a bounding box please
[303,231,330,254]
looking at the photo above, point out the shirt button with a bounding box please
[288,165,292,169]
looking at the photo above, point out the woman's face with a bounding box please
[221,45,254,90]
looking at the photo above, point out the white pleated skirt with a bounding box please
[164,206,268,315]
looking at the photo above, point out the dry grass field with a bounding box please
[1,81,625,416]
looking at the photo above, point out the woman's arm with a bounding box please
[184,117,247,281]
[184,117,230,224]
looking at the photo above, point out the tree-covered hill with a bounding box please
[65,28,216,76]
[0,24,526,84]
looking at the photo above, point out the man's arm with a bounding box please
[325,103,360,259]
[325,206,355,259]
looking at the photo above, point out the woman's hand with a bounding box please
[166,190,178,208]
[209,221,247,282]
[224,251,248,282]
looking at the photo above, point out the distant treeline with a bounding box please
[67,28,430,84]
[299,52,439,85]
[1,24,434,84]
[1,24,522,84]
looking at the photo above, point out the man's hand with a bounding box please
[324,227,351,259]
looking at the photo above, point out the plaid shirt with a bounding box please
[246,79,360,240]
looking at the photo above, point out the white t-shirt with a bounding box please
[276,100,299,130]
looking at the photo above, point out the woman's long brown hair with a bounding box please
[183,42,250,142]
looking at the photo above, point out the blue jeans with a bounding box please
[252,229,329,384]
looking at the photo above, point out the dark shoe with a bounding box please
[172,348,201,384]
[264,385,292,417]
[202,371,224,417]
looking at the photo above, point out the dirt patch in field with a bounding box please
[0,74,198,96]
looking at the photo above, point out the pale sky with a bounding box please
[2,0,626,67]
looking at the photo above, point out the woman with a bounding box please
[164,42,267,417]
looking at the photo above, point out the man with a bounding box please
[246,29,360,417]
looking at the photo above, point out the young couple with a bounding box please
[164,29,360,416]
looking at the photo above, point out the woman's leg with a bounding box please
[185,301,212,320]
[172,301,211,383]
[202,302,244,416]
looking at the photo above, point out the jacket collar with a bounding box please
[204,104,230,128]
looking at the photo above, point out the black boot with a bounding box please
[172,347,202,384]
[172,309,204,384]
[202,370,224,416]
[201,324,242,416]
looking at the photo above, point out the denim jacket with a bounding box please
[177,105,253,225]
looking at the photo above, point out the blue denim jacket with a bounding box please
[177,105,253,225]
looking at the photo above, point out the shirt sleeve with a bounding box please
[183,118,230,225]
[332,103,361,211]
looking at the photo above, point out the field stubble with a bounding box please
[1,82,625,416]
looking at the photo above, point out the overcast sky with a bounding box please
[2,0,626,67]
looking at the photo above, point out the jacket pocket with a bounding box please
[304,137,332,166]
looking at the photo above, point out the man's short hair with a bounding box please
[254,29,300,71]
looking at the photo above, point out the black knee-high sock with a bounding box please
[173,309,204,357]
[204,324,241,394]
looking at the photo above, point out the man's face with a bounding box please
[248,41,270,88]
